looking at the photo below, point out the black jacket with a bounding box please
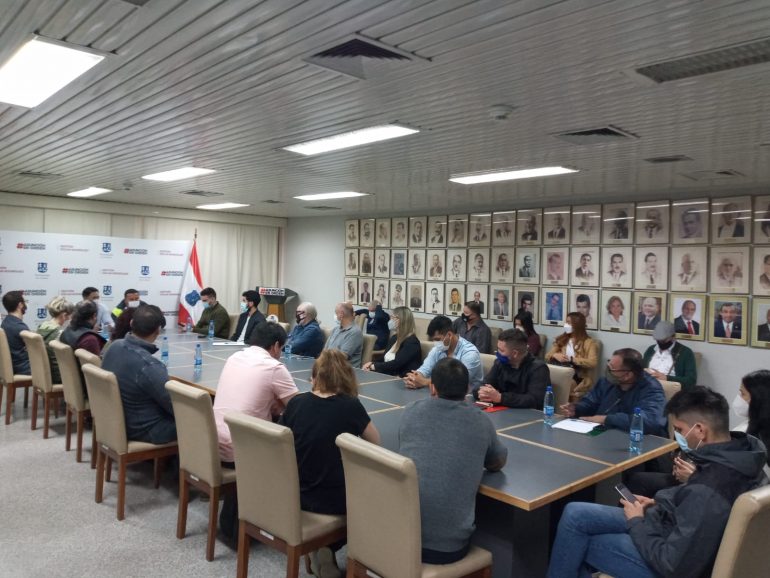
[372,334,421,377]
[355,306,390,349]
[476,353,550,408]
[230,309,266,342]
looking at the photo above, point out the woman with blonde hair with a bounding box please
[362,306,421,376]
[36,296,74,383]
[545,311,599,400]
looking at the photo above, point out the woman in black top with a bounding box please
[737,370,770,468]
[362,306,421,377]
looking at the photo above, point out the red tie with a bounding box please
[726,324,732,338]
[687,321,694,335]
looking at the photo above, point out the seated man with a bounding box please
[404,315,483,391]
[111,288,147,321]
[451,301,492,354]
[1,290,31,375]
[475,329,550,408]
[355,300,390,350]
[560,348,668,437]
[287,302,325,358]
[400,358,508,564]
[547,386,767,578]
[102,305,176,443]
[191,287,230,339]
[230,290,266,343]
[81,286,114,333]
[642,320,697,390]
[325,302,364,367]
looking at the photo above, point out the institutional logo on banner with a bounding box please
[37,262,48,273]
[102,243,112,253]
[141,265,150,276]
[103,285,112,296]
[178,239,204,326]
[36,308,47,319]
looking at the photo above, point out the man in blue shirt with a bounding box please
[286,302,325,358]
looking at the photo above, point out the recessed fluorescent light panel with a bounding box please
[0,37,105,108]
[196,203,250,210]
[142,167,216,182]
[67,187,111,198]
[282,124,418,156]
[293,192,369,201]
[450,166,578,185]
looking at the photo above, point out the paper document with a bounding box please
[551,419,599,434]
[211,341,246,346]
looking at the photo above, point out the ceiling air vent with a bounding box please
[644,155,693,164]
[180,190,223,197]
[120,0,152,6]
[261,199,284,204]
[17,171,63,179]
[680,169,745,181]
[306,205,341,211]
[554,125,638,145]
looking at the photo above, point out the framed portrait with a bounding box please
[543,248,569,286]
[344,277,358,303]
[754,195,770,244]
[635,201,670,244]
[426,249,446,281]
[373,280,389,309]
[602,202,634,245]
[634,246,669,291]
[570,246,599,287]
[490,248,514,283]
[517,208,542,246]
[358,278,374,305]
[569,289,599,330]
[541,287,567,326]
[753,248,770,296]
[467,248,490,283]
[446,248,467,282]
[427,215,448,247]
[391,217,409,247]
[669,293,707,342]
[600,290,632,333]
[466,283,488,318]
[669,246,708,293]
[359,218,375,247]
[375,218,391,247]
[708,295,748,346]
[447,214,469,247]
[671,198,709,244]
[407,282,425,312]
[390,249,406,279]
[389,280,406,308]
[489,285,513,322]
[425,283,444,315]
[445,284,465,317]
[344,249,359,276]
[515,247,540,285]
[711,196,752,244]
[751,297,770,348]
[409,216,427,247]
[601,247,633,289]
[374,249,390,278]
[543,207,571,245]
[515,287,538,323]
[407,249,425,280]
[633,292,667,335]
[492,210,516,246]
[710,246,750,294]
[468,213,492,247]
[571,204,602,244]
[345,220,359,247]
[358,249,374,277]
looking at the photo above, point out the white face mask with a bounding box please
[333,311,341,326]
[127,300,140,308]
[433,336,450,352]
[368,311,376,319]
[732,393,749,419]
[563,323,573,334]
[387,319,397,332]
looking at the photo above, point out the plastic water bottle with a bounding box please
[543,385,555,426]
[284,340,292,359]
[629,407,644,454]
[207,320,215,340]
[185,318,192,333]
[194,343,203,372]
[160,336,169,366]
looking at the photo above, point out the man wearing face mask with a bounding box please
[325,302,364,367]
[111,288,147,321]
[81,286,114,333]
[192,287,230,339]
[560,348,668,437]
[451,302,492,354]
[355,301,390,350]
[642,321,697,390]
[1,290,32,375]
[286,302,324,358]
[230,290,266,343]
[475,329,549,407]
[404,315,483,391]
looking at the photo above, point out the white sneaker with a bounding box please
[310,547,341,578]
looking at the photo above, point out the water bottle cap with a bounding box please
[546,385,553,391]
[634,407,641,413]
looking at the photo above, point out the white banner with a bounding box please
[0,230,190,329]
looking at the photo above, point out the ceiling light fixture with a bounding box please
[282,124,418,155]
[67,187,111,198]
[196,202,250,210]
[293,192,369,201]
[142,167,216,182]
[449,166,578,185]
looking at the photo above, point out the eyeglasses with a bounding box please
[606,365,631,374]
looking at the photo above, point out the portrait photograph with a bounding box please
[635,201,670,244]
[373,280,389,309]
[517,208,542,246]
[425,283,444,315]
[344,277,357,303]
[570,246,599,287]
[466,284,488,318]
[754,195,770,244]
[543,248,569,286]
[344,249,359,276]
[492,210,516,246]
[407,249,426,280]
[515,288,538,323]
[358,278,373,305]
[569,289,598,330]
[490,286,513,321]
[426,249,446,281]
[445,284,465,317]
[751,298,770,348]
[543,207,571,245]
[468,248,490,283]
[427,215,448,247]
[601,202,634,245]
[515,247,540,285]
[633,292,667,335]
[391,217,409,247]
[390,249,406,279]
[374,249,390,278]
[345,219,359,247]
[634,246,669,291]
[600,290,632,333]
[541,287,566,326]
[389,280,406,308]
[670,293,706,342]
[601,247,633,289]
[468,213,492,247]
[711,196,751,245]
[753,249,770,296]
[669,246,708,293]
[671,198,709,244]
[409,216,427,247]
[408,282,425,312]
[571,205,602,244]
[446,248,467,282]
[708,296,747,346]
[447,214,469,247]
[359,218,375,247]
[491,248,514,283]
[359,249,373,277]
[710,246,750,294]
[375,218,391,248]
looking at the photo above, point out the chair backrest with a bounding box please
[355,313,367,330]
[419,340,434,362]
[361,334,377,365]
[694,351,703,369]
[538,334,547,358]
[0,328,15,383]
[165,380,223,486]
[278,322,290,333]
[489,325,502,345]
[584,338,602,386]
[20,330,53,392]
[480,352,496,376]
[337,433,422,578]
[659,379,681,438]
[75,348,102,368]
[320,325,333,343]
[82,364,128,454]
[50,341,86,411]
[224,412,303,545]
[711,485,770,578]
[547,363,575,409]
[413,317,430,341]
[228,314,239,336]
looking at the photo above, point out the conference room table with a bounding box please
[159,329,675,578]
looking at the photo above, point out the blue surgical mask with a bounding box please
[240,302,248,313]
[674,424,701,453]
[202,301,210,310]
[495,351,510,365]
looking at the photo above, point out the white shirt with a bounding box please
[649,345,675,376]
[566,339,575,359]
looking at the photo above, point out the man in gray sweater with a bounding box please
[399,358,508,564]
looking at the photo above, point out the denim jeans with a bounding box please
[547,502,660,578]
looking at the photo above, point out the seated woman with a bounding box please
[362,306,421,376]
[544,312,598,400]
[60,300,106,358]
[100,306,136,358]
[36,296,74,383]
[280,349,380,577]
[513,311,541,357]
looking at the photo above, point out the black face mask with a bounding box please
[296,313,304,324]
[656,340,674,351]
[461,314,470,323]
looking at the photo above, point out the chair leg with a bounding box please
[4,385,11,425]
[153,458,162,489]
[65,407,72,451]
[0,382,3,419]
[23,385,29,408]
[95,448,105,503]
[236,521,250,578]
[53,395,59,419]
[206,486,220,561]
[286,545,301,578]
[43,393,51,438]
[30,388,39,430]
[117,456,127,521]
[90,425,96,469]
[177,473,189,540]
[76,410,85,462]
[105,456,113,482]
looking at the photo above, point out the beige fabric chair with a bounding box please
[320,325,333,343]
[278,322,290,333]
[538,334,547,359]
[659,379,682,439]
[479,353,496,376]
[488,326,502,345]
[228,314,240,337]
[225,412,346,578]
[420,340,434,362]
[166,380,237,561]
[547,363,575,410]
[336,433,492,578]
[20,330,64,438]
[354,313,367,330]
[0,327,32,425]
[81,364,177,520]
[361,334,377,366]
[711,485,770,577]
[50,341,95,466]
[414,317,431,340]
[74,348,102,368]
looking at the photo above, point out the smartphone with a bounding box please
[614,483,637,504]
[475,401,493,408]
